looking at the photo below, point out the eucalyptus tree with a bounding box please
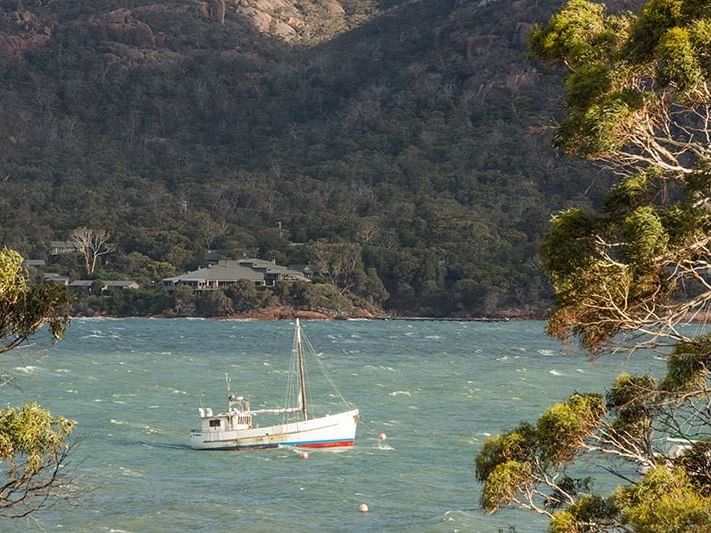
[0,248,75,518]
[70,227,115,277]
[476,0,711,530]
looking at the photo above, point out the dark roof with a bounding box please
[103,280,139,288]
[49,240,77,248]
[163,259,306,283]
[69,280,94,287]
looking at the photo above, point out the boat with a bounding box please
[190,319,360,450]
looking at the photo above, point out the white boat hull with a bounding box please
[190,409,359,450]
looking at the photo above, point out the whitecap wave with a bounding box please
[389,390,411,397]
[537,349,556,356]
[119,467,143,478]
[14,365,41,374]
[549,369,563,376]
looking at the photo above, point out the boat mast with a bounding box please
[296,319,308,420]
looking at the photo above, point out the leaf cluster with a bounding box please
[531,0,711,158]
[0,403,74,476]
[0,247,75,518]
[476,394,605,513]
[615,466,711,531]
[0,249,71,353]
[659,334,711,394]
[541,163,711,351]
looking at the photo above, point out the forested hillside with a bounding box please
[0,0,631,316]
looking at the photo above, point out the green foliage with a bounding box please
[475,423,537,482]
[616,466,711,531]
[195,290,234,317]
[606,372,657,410]
[0,248,71,352]
[541,208,600,283]
[480,460,533,513]
[550,495,618,532]
[620,206,668,268]
[226,281,277,312]
[286,281,354,313]
[476,394,605,514]
[675,441,711,496]
[655,27,703,89]
[606,373,655,447]
[536,394,605,465]
[659,336,711,394]
[604,169,659,215]
[532,0,711,159]
[100,288,175,317]
[0,403,74,476]
[530,0,607,66]
[0,248,74,517]
[549,510,578,533]
[546,259,631,350]
[495,0,711,530]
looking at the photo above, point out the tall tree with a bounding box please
[70,227,115,277]
[0,248,75,518]
[308,241,365,296]
[477,1,711,530]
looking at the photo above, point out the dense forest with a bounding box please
[0,0,635,316]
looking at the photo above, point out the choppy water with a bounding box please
[3,318,671,531]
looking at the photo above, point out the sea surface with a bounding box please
[3,318,677,532]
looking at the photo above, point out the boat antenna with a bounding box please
[225,373,235,402]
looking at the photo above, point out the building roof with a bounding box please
[164,261,264,283]
[103,280,139,288]
[49,240,77,248]
[43,273,69,283]
[69,280,94,287]
[24,259,46,267]
[163,259,306,284]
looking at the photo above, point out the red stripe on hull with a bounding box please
[298,440,354,448]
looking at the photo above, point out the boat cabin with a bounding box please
[197,396,253,433]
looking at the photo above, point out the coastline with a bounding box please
[74,305,546,321]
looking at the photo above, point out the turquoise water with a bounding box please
[3,319,668,532]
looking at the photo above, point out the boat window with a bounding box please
[209,419,221,428]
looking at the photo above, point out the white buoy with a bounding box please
[358,503,369,513]
[298,451,309,460]
[378,432,387,441]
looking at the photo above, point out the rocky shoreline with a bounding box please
[76,305,546,321]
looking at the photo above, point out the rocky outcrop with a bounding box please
[198,0,226,24]
[465,35,498,59]
[90,9,156,48]
[0,32,48,54]
[0,8,52,54]
[511,22,533,47]
[232,0,347,44]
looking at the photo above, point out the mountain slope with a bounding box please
[0,0,621,316]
